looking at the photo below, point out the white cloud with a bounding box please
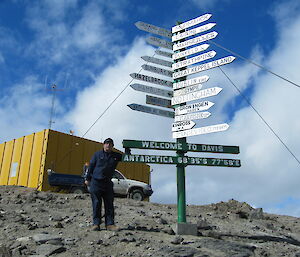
[72,2,120,50]
[25,1,124,65]
[0,76,55,142]
[190,0,234,10]
[66,37,170,141]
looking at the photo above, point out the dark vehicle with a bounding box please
[47,169,153,200]
[47,169,87,194]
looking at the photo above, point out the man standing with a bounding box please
[85,138,122,231]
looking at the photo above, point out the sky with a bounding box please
[1,0,300,217]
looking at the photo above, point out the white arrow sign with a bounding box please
[130,84,173,98]
[135,21,172,38]
[175,101,214,115]
[173,84,203,97]
[172,87,222,105]
[142,56,173,68]
[130,73,173,87]
[173,31,218,51]
[172,13,212,33]
[128,104,174,118]
[142,64,173,78]
[172,123,229,138]
[174,111,211,122]
[172,120,196,132]
[173,56,236,79]
[146,36,173,50]
[155,50,173,59]
[172,50,216,70]
[146,95,172,109]
[173,44,209,60]
[172,23,216,42]
[173,75,209,90]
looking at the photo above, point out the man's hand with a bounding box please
[85,180,90,186]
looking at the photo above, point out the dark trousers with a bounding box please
[89,178,114,226]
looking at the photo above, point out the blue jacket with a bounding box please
[86,150,122,181]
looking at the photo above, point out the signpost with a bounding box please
[172,123,229,139]
[127,14,240,236]
[122,154,240,167]
[175,101,214,115]
[122,139,240,154]
[130,73,173,87]
[142,56,173,68]
[171,87,222,105]
[173,44,210,60]
[173,75,209,90]
[146,95,172,109]
[127,103,174,118]
[172,50,216,70]
[173,84,203,97]
[130,83,173,98]
[155,49,173,59]
[142,64,173,78]
[146,36,173,50]
[173,56,236,79]
[173,31,218,51]
[172,23,216,42]
[174,111,211,122]
[172,120,195,132]
[135,21,172,38]
[172,13,212,33]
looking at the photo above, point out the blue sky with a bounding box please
[1,0,300,217]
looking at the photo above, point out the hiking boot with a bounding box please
[106,224,119,231]
[91,225,100,231]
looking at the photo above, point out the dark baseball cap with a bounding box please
[104,138,114,145]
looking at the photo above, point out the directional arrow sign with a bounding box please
[175,101,214,115]
[172,120,196,132]
[172,123,229,139]
[122,154,241,167]
[173,44,210,60]
[173,84,203,97]
[174,111,211,122]
[146,95,172,109]
[146,36,172,50]
[171,87,222,105]
[173,75,209,90]
[122,139,240,154]
[155,50,173,59]
[128,104,174,118]
[173,56,236,79]
[172,50,216,70]
[130,84,172,98]
[172,23,216,42]
[172,13,212,33]
[135,21,172,38]
[173,31,218,51]
[142,64,173,78]
[130,73,173,87]
[142,56,173,68]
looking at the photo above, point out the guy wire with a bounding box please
[218,65,300,166]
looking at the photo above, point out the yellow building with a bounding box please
[0,129,150,192]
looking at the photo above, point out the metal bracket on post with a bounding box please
[125,147,131,155]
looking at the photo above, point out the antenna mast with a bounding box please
[49,84,57,129]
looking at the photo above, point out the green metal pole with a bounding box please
[176,137,186,223]
[174,21,187,224]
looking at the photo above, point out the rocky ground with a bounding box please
[1,186,300,256]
